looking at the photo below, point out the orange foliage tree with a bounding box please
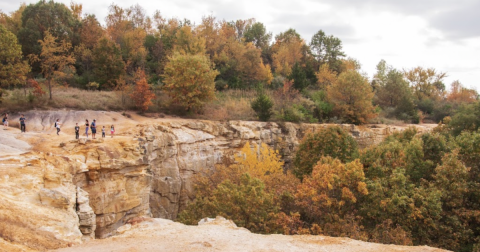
[327,70,377,124]
[28,79,45,97]
[446,80,478,105]
[130,68,155,112]
[295,156,368,239]
[34,31,76,100]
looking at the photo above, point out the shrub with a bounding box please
[276,104,316,123]
[307,90,333,122]
[270,75,286,90]
[130,69,155,112]
[251,92,273,121]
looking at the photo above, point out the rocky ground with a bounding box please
[0,110,442,252]
[53,217,448,252]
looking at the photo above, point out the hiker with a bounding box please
[19,114,26,132]
[85,119,89,139]
[102,126,106,138]
[111,125,115,138]
[54,119,61,135]
[91,119,97,139]
[75,123,80,139]
[3,113,8,129]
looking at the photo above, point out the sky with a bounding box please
[2,0,480,90]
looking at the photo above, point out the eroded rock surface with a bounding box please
[0,111,436,251]
[53,216,449,252]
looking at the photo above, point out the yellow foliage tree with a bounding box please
[272,37,304,76]
[295,156,368,237]
[235,142,284,180]
[162,52,218,111]
[174,25,206,55]
[404,66,447,101]
[315,63,337,89]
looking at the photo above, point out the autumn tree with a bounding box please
[315,63,337,89]
[293,126,359,180]
[92,37,126,89]
[121,27,148,73]
[130,68,155,112]
[235,142,284,180]
[0,3,26,35]
[359,130,446,246]
[28,79,45,97]
[295,156,368,238]
[105,4,150,74]
[69,1,82,21]
[178,173,280,233]
[431,151,471,250]
[327,69,377,124]
[404,66,447,101]
[177,141,294,233]
[271,29,306,77]
[195,18,272,89]
[0,24,30,90]
[162,52,218,111]
[174,25,206,55]
[446,80,478,105]
[79,14,104,49]
[33,31,75,99]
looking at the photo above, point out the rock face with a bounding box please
[0,112,435,251]
[138,120,433,220]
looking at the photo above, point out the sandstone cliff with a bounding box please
[0,110,436,251]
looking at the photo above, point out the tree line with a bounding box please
[0,0,478,123]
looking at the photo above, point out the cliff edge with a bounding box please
[0,110,440,251]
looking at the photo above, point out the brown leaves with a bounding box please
[326,70,377,124]
[130,68,155,112]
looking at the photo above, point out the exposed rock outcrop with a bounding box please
[53,217,449,252]
[0,111,436,251]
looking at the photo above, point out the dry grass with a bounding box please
[1,86,134,113]
[1,86,265,121]
[196,89,257,121]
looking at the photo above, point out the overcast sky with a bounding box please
[2,0,479,90]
